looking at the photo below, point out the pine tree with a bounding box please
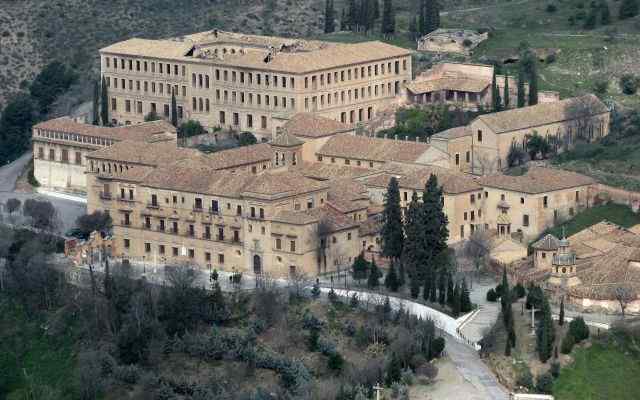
[373,0,380,22]
[100,76,109,126]
[438,271,446,306]
[527,54,539,106]
[384,262,400,291]
[460,278,472,313]
[492,71,502,112]
[385,352,403,385]
[381,0,395,39]
[517,68,526,108]
[421,174,449,306]
[425,0,440,34]
[559,297,565,326]
[600,0,611,25]
[398,261,405,288]
[503,75,510,109]
[324,0,336,33]
[584,7,598,29]
[171,90,178,127]
[368,258,381,289]
[446,272,454,307]
[619,0,639,20]
[92,80,100,125]
[381,177,404,262]
[418,0,426,36]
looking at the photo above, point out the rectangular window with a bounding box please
[276,237,282,250]
[124,239,130,248]
[290,240,295,252]
[523,215,530,227]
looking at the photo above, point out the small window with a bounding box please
[124,239,130,248]
[477,130,483,142]
[523,214,529,227]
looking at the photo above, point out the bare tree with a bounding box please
[314,217,333,274]
[463,229,491,283]
[563,94,607,143]
[614,285,637,318]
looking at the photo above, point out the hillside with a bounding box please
[0,0,327,108]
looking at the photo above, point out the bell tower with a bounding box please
[270,127,304,171]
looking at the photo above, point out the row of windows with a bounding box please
[317,155,375,168]
[35,129,114,146]
[303,59,407,90]
[192,71,295,90]
[105,57,186,77]
[106,76,186,97]
[148,194,266,219]
[111,97,184,120]
[191,91,294,111]
[37,147,82,165]
[304,81,400,112]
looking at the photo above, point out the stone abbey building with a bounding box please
[99,30,412,138]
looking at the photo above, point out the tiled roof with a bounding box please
[532,234,561,251]
[317,134,432,163]
[327,178,370,213]
[479,167,595,194]
[476,94,609,134]
[298,162,377,181]
[406,77,489,94]
[34,117,176,142]
[283,113,353,138]
[363,163,481,194]
[271,130,304,147]
[87,140,197,165]
[432,126,471,140]
[359,216,382,236]
[101,32,411,74]
[242,171,329,198]
[273,206,359,232]
[206,143,272,170]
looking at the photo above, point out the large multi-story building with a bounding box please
[99,30,412,138]
[32,117,176,191]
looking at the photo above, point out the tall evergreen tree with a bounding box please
[381,0,395,39]
[384,261,400,292]
[368,258,382,289]
[446,272,454,307]
[559,297,565,326]
[452,282,461,317]
[421,174,449,301]
[492,71,502,112]
[92,80,100,125]
[409,16,418,41]
[503,75,510,109]
[584,7,598,29]
[619,0,639,20]
[418,0,427,36]
[460,278,472,313]
[517,68,526,108]
[170,90,178,127]
[424,0,440,34]
[500,267,510,324]
[347,0,358,31]
[373,0,380,21]
[100,76,109,126]
[324,0,336,33]
[600,0,611,24]
[402,192,425,298]
[381,177,404,262]
[528,60,539,106]
[340,8,347,30]
[438,271,446,305]
[536,295,555,363]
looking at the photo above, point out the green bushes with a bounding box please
[620,74,639,95]
[536,372,554,394]
[486,288,498,302]
[561,330,577,354]
[569,317,590,343]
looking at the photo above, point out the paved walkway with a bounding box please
[459,278,502,344]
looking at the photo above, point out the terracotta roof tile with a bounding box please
[432,126,471,140]
[87,140,197,165]
[476,94,609,134]
[298,162,377,181]
[283,113,353,138]
[363,163,481,194]
[532,234,561,251]
[317,134,433,163]
[34,117,176,142]
[406,77,489,94]
[205,143,272,170]
[479,167,595,194]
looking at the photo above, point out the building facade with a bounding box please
[32,117,176,192]
[99,30,412,139]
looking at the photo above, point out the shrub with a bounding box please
[416,362,438,381]
[546,53,557,64]
[546,3,558,12]
[317,337,337,356]
[568,317,590,343]
[400,367,415,385]
[620,74,638,95]
[516,366,534,390]
[593,78,609,95]
[514,283,526,299]
[550,361,561,378]
[486,288,498,302]
[432,337,446,358]
[536,372,554,394]
[350,293,359,308]
[462,38,473,47]
[561,332,575,354]
[327,288,339,303]
[343,320,357,337]
[327,352,344,371]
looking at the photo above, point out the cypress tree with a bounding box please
[452,282,461,317]
[527,54,539,106]
[500,267,510,324]
[536,295,555,363]
[559,297,565,326]
[381,177,404,262]
[352,253,369,283]
[492,71,502,112]
[409,16,418,41]
[324,0,336,33]
[517,68,526,108]
[347,0,358,31]
[402,191,425,298]
[340,8,347,30]
[373,0,380,21]
[438,271,446,306]
[418,0,426,36]
[381,0,395,39]
[430,272,438,303]
[421,174,449,304]
[503,75,510,109]
[422,270,431,302]
[460,278,472,313]
[368,258,381,289]
[600,0,611,25]
[171,90,178,127]
[92,80,100,125]
[384,261,400,292]
[100,76,109,126]
[446,272,454,307]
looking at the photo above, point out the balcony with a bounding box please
[209,207,220,215]
[99,191,112,200]
[147,202,160,209]
[193,205,204,213]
